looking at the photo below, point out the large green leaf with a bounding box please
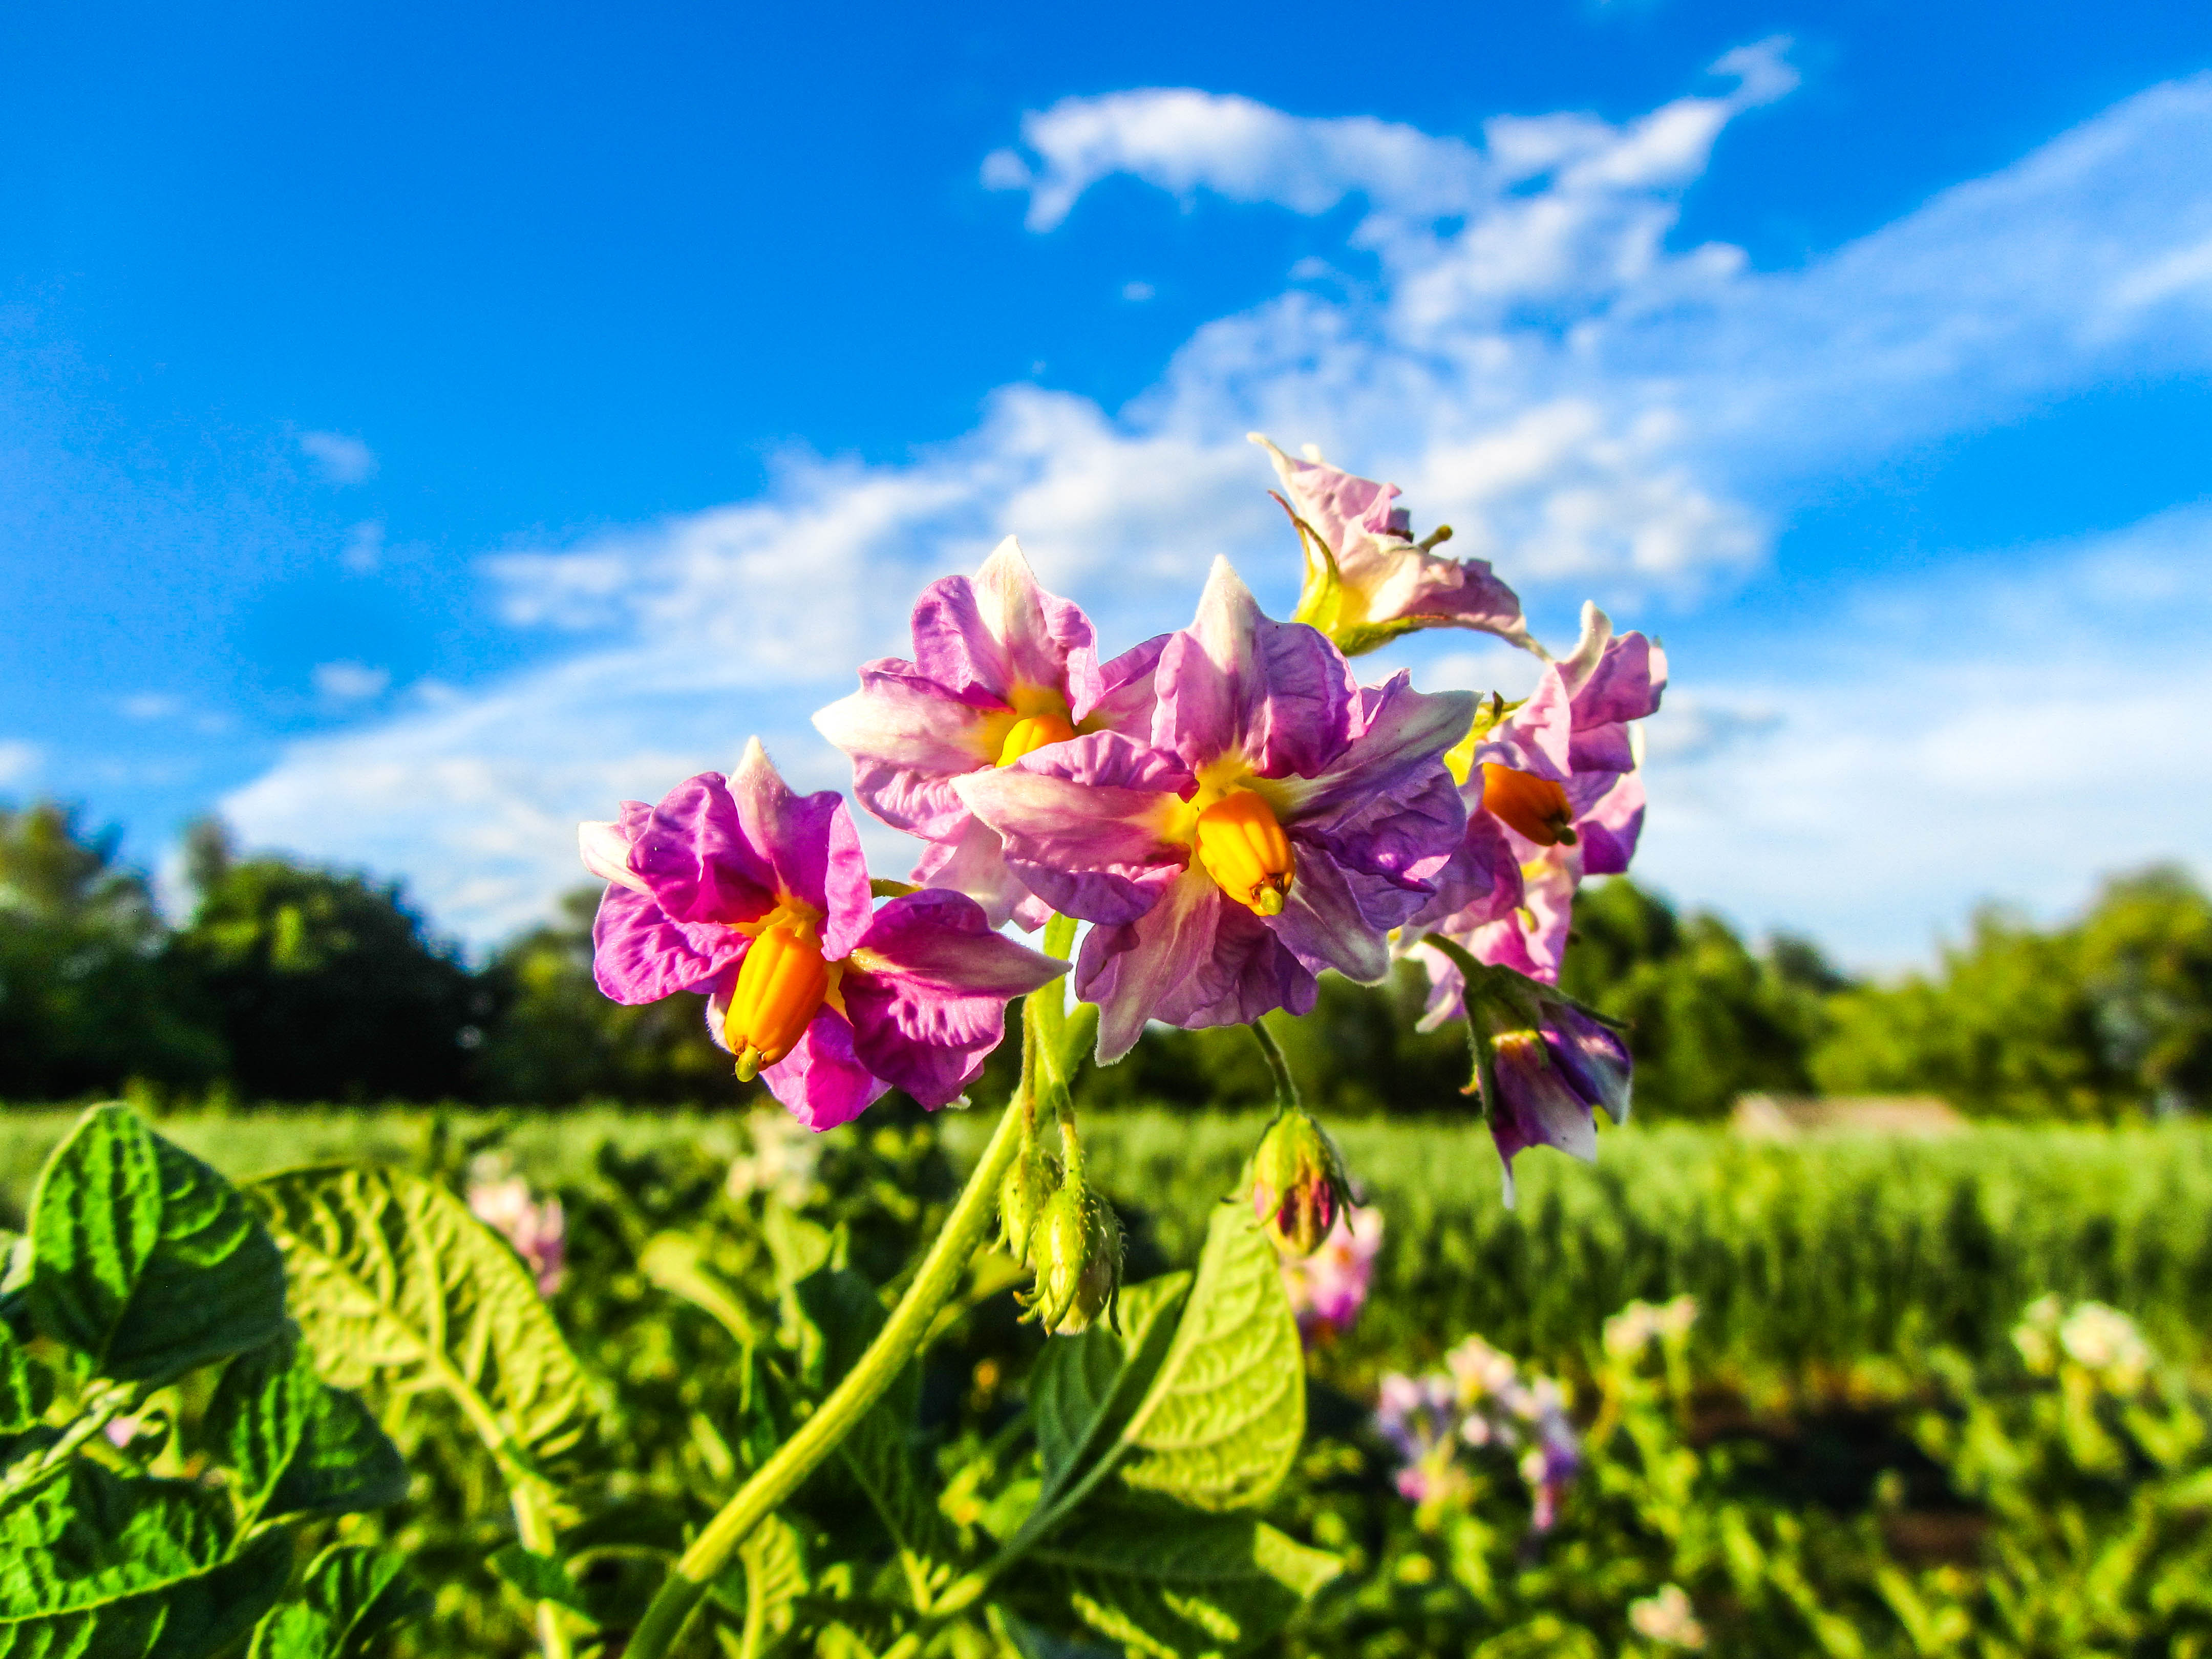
[1030,1274,1190,1488]
[0,1460,291,1659]
[1029,1503,1341,1659]
[247,1544,427,1659]
[1113,1205,1303,1512]
[243,1165,589,1473]
[204,1327,408,1526]
[26,1107,286,1383]
[0,1326,46,1435]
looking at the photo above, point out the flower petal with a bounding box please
[842,887,1067,1108]
[1474,670,1572,782]
[1075,865,1316,1062]
[1281,672,1474,827]
[913,537,1101,712]
[761,1006,888,1131]
[954,732,1192,924]
[1153,559,1354,778]
[814,663,1001,839]
[579,816,651,895]
[1410,805,1524,934]
[1573,771,1645,877]
[731,738,874,956]
[592,884,745,1004]
[624,773,777,926]
[1269,840,1392,983]
[1087,632,1169,734]
[1567,629,1667,774]
[908,814,1053,930]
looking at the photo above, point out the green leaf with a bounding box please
[1030,1503,1341,1659]
[792,1266,883,1395]
[0,1460,292,1659]
[205,1327,408,1526]
[1112,1205,1303,1513]
[243,1164,590,1474]
[1031,1274,1190,1487]
[247,1544,428,1659]
[490,1547,590,1618]
[840,1360,958,1597]
[26,1107,286,1383]
[714,1514,807,1652]
[0,1326,48,1436]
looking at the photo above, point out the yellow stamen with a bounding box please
[725,923,831,1079]
[1193,791,1295,916]
[996,710,1077,767]
[1480,764,1578,847]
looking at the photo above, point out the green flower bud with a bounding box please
[1023,1180,1122,1335]
[1250,1107,1353,1258]
[998,1136,1062,1266]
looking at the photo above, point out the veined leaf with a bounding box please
[1031,1274,1190,1488]
[715,1514,806,1654]
[26,1107,286,1384]
[247,1544,428,1659]
[1115,1205,1303,1512]
[244,1165,590,1474]
[205,1327,408,1526]
[1030,1503,1341,1659]
[0,1460,292,1659]
[490,1548,590,1619]
[0,1326,46,1436]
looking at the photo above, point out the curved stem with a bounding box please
[623,1062,1034,1659]
[1248,1017,1300,1116]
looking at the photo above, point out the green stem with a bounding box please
[1419,932,1500,1117]
[1248,1017,1301,1115]
[509,1480,573,1659]
[623,1062,1035,1659]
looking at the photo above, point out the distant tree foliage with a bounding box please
[1,795,2207,1119]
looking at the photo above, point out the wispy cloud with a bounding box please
[0,740,40,788]
[222,57,2212,951]
[297,430,378,485]
[313,661,391,701]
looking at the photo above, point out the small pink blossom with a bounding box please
[467,1157,567,1296]
[1280,1204,1384,1342]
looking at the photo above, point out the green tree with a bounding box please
[0,800,223,1097]
[169,822,479,1102]
[470,885,738,1105]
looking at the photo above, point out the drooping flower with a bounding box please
[1250,434,1534,656]
[581,740,1067,1130]
[1251,1106,1355,1258]
[467,1155,567,1296]
[957,559,1474,1060]
[813,537,1165,928]
[1281,1203,1384,1344]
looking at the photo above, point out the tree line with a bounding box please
[3,798,2207,1119]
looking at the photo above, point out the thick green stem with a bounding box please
[1248,1017,1301,1116]
[623,1059,1036,1659]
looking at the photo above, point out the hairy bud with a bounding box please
[998,1136,1062,1266]
[1023,1181,1122,1335]
[1250,1108,1354,1257]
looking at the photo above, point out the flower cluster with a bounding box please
[1375,1334,1581,1532]
[1280,1204,1384,1343]
[580,441,1657,1176]
[2013,1294,2154,1393]
[1603,1293,1700,1360]
[466,1154,567,1296]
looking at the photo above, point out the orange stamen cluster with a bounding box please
[1194,791,1296,916]
[725,924,831,1080]
[996,711,1078,768]
[1480,764,1578,847]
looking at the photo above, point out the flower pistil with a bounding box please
[726,903,847,1079]
[1479,764,1578,847]
[1193,790,1296,917]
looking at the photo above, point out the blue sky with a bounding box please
[5,1,2210,966]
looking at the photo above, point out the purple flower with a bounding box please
[1374,1371,1466,1505]
[1251,434,1533,655]
[580,739,1067,1130]
[813,538,1165,928]
[1281,1204,1384,1343]
[956,559,1474,1060]
[467,1158,567,1296]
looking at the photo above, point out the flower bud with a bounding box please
[1250,1108,1353,1258]
[1457,964,1631,1204]
[1023,1180,1122,1335]
[997,1135,1061,1265]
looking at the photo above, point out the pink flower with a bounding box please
[1250,434,1533,656]
[581,739,1067,1129]
[466,1159,567,1296]
[1281,1204,1384,1342]
[957,559,1473,1060]
[813,538,1164,928]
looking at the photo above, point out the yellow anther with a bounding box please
[1480,763,1578,847]
[725,923,831,1079]
[1193,791,1295,916]
[996,711,1078,767]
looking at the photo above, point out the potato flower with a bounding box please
[956,559,1474,1061]
[580,740,1066,1129]
[814,537,1165,928]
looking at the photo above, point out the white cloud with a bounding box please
[120,693,183,720]
[221,57,2212,955]
[1122,280,1156,303]
[298,431,378,485]
[0,740,38,788]
[313,661,391,701]
[342,520,384,573]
